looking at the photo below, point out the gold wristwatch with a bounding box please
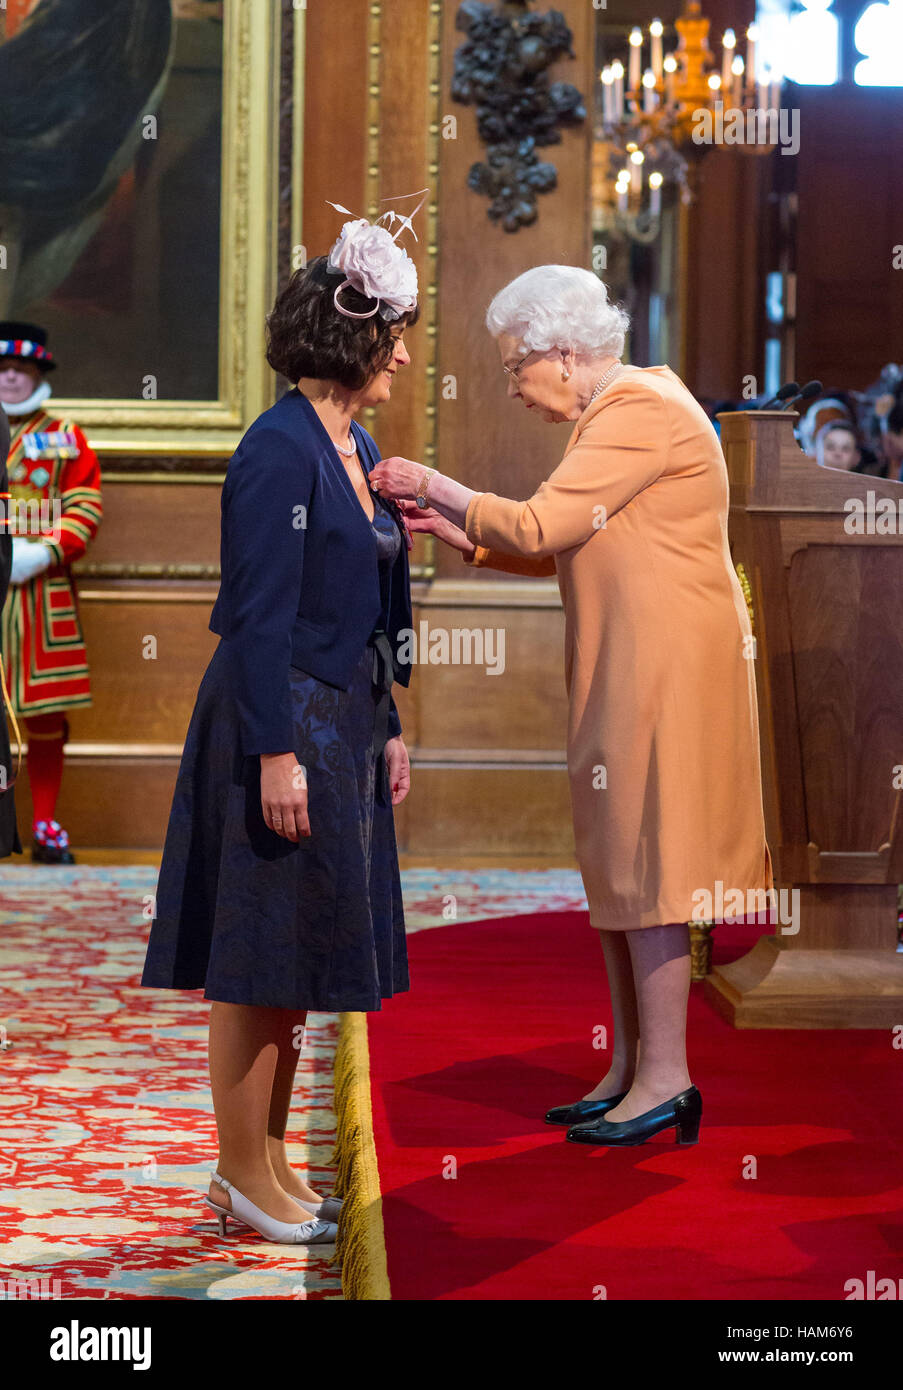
[415,467,437,509]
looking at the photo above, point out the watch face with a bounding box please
[416,496,427,509]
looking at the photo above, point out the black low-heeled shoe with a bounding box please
[566,1085,702,1147]
[545,1092,629,1127]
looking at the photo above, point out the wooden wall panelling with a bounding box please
[16,754,185,852]
[50,577,219,846]
[75,477,223,579]
[435,0,596,579]
[412,590,567,752]
[52,477,221,846]
[399,766,574,856]
[300,0,370,260]
[76,585,220,747]
[301,0,436,562]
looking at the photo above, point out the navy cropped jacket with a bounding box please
[209,388,413,757]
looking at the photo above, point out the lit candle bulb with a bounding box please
[722,29,736,93]
[746,22,758,87]
[629,28,643,93]
[648,170,663,216]
[616,173,629,212]
[758,64,769,112]
[642,68,657,112]
[601,66,613,123]
[650,19,664,80]
[663,53,677,106]
[708,72,722,94]
[611,60,625,119]
[731,54,745,107]
[630,147,644,193]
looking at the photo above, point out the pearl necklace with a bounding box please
[332,431,357,457]
[588,360,622,405]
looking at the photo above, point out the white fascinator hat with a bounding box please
[325,188,428,322]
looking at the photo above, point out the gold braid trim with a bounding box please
[330,1011,391,1300]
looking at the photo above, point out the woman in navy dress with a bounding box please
[141,230,419,1245]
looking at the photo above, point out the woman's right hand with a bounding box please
[398,499,475,558]
[259,752,310,840]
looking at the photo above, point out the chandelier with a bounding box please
[595,1,783,242]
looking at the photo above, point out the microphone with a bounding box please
[781,379,823,411]
[758,382,799,410]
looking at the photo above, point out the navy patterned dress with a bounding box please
[140,501,409,1012]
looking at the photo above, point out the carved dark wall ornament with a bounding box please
[452,0,586,232]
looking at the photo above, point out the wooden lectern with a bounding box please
[706,410,903,1027]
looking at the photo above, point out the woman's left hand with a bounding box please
[369,456,426,501]
[385,735,410,806]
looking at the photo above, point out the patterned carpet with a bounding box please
[0,865,586,1300]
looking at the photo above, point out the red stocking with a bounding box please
[24,712,68,828]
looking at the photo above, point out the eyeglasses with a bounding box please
[502,349,535,380]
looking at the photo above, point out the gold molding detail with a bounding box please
[59,743,187,760]
[291,1,307,277]
[366,2,382,225]
[361,0,384,448]
[735,561,755,634]
[416,576,563,609]
[425,0,441,474]
[412,749,567,768]
[422,0,442,588]
[360,1,441,582]
[98,472,225,485]
[76,578,219,594]
[75,566,220,583]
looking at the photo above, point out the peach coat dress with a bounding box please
[464,363,774,929]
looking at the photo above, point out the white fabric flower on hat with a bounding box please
[327,218,418,321]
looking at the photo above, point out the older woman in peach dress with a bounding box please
[369,265,773,1149]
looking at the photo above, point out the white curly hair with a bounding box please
[485,265,629,359]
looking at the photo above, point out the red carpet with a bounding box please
[368,912,903,1300]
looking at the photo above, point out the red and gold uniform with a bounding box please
[1,319,103,861]
[2,408,102,715]
[1,391,102,861]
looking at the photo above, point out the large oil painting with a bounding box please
[0,0,224,403]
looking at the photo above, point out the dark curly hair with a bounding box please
[265,255,419,389]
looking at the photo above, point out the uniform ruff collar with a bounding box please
[3,380,52,418]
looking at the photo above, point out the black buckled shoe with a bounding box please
[566,1085,702,1147]
[545,1093,629,1127]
